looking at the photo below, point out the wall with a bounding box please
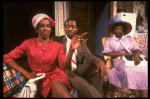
[70,1,94,53]
[117,1,133,13]
[94,4,108,56]
[70,1,108,54]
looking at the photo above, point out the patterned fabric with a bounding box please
[103,82,136,98]
[3,63,27,98]
[3,38,71,98]
[137,33,148,57]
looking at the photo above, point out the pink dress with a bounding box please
[3,37,71,98]
[102,35,148,90]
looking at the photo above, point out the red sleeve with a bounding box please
[57,43,68,70]
[3,40,28,64]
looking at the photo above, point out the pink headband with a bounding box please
[32,13,56,30]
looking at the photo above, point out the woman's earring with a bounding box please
[36,30,38,33]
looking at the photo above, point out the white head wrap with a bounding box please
[32,13,56,30]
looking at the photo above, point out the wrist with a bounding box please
[134,54,140,57]
[99,60,104,63]
[99,60,105,67]
[22,70,29,75]
[122,53,125,56]
[69,47,75,52]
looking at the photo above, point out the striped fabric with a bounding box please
[71,51,77,71]
[3,63,27,98]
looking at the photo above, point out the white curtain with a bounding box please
[54,1,70,36]
[133,1,147,28]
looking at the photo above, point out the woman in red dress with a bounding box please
[3,13,87,98]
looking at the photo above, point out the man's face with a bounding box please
[64,20,78,39]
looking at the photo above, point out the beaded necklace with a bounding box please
[38,39,49,49]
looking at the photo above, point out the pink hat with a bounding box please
[107,18,132,35]
[32,13,56,30]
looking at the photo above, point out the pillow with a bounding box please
[3,63,27,97]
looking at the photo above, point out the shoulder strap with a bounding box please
[120,40,132,54]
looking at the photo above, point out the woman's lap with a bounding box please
[108,58,148,90]
[38,70,71,98]
[49,80,72,98]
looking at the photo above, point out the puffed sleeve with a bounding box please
[130,36,142,52]
[3,40,28,64]
[57,43,68,70]
[102,38,113,54]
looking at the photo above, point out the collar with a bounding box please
[66,35,71,43]
[112,35,128,41]
[65,35,77,55]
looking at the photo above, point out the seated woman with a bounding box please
[102,20,148,98]
[3,13,87,98]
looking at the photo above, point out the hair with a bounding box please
[36,18,52,30]
[112,23,127,33]
[64,18,79,28]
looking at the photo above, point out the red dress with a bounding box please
[3,37,71,98]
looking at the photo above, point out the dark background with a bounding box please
[3,1,108,56]
[3,1,55,54]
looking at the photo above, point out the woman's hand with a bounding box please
[23,72,36,79]
[24,72,40,85]
[70,32,88,50]
[132,55,141,66]
[123,53,132,56]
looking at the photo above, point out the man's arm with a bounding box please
[81,43,106,77]
[83,43,101,67]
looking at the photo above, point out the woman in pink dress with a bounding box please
[3,13,87,98]
[102,20,148,98]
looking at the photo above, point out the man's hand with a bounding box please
[70,32,88,50]
[96,60,107,77]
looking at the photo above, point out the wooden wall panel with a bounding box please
[70,1,109,54]
[70,1,94,53]
[117,1,124,10]
[124,1,133,13]
[117,1,133,13]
